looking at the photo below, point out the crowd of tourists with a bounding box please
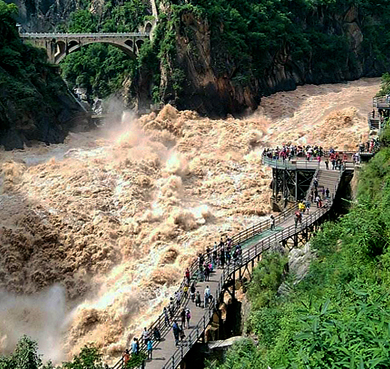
[263,144,326,161]
[263,140,380,165]
[358,138,380,154]
[122,235,243,364]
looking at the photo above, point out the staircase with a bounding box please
[315,169,341,200]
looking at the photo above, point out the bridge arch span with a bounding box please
[54,39,139,64]
[20,32,150,64]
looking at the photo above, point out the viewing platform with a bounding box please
[261,155,356,172]
[261,151,357,210]
[373,96,390,109]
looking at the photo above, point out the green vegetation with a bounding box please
[0,0,68,111]
[60,0,390,103]
[377,72,390,97]
[0,336,147,369]
[59,0,150,99]
[208,130,390,367]
[0,0,75,145]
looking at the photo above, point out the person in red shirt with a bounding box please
[123,349,130,366]
[185,268,190,284]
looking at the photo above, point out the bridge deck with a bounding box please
[20,32,149,38]
[145,215,303,368]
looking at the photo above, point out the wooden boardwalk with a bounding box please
[112,163,347,369]
[145,226,289,369]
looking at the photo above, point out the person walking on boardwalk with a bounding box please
[213,249,218,266]
[294,211,302,228]
[172,321,180,346]
[325,158,329,170]
[190,282,196,302]
[204,263,210,281]
[331,156,336,170]
[305,199,311,214]
[220,248,225,268]
[186,308,191,328]
[123,349,130,366]
[237,245,242,264]
[153,327,161,342]
[185,267,190,284]
[226,248,231,264]
[195,291,201,307]
[180,308,186,328]
[204,286,211,308]
[142,327,149,346]
[270,215,275,230]
[131,338,139,355]
[164,307,170,327]
[175,290,181,308]
[298,201,305,214]
[316,195,322,208]
[147,339,153,360]
[325,188,330,198]
[183,282,189,299]
[313,177,318,190]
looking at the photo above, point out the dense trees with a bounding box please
[60,0,390,103]
[59,0,148,99]
[0,0,72,139]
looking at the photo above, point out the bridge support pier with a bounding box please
[272,168,314,210]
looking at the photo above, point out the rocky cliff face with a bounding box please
[0,80,90,150]
[5,0,77,31]
[7,0,389,118]
[163,5,386,116]
[0,1,90,150]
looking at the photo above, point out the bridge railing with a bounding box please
[160,168,345,369]
[20,32,150,38]
[262,155,356,171]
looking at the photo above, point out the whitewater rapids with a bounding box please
[0,78,379,363]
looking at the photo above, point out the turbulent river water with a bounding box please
[0,78,380,363]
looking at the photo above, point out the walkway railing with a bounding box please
[160,170,343,369]
[111,203,301,368]
[262,155,356,171]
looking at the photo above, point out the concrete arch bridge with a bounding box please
[20,32,150,64]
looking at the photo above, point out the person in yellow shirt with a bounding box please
[298,201,306,214]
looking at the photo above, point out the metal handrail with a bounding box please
[20,32,149,38]
[160,169,345,369]
[110,204,301,368]
[305,168,319,202]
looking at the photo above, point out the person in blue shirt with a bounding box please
[147,339,153,360]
